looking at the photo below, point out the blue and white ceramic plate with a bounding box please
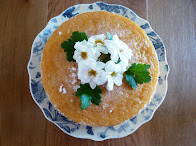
[28,2,169,141]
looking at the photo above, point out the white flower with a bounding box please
[73,40,101,63]
[88,34,109,54]
[78,59,106,89]
[104,34,132,62]
[101,61,124,91]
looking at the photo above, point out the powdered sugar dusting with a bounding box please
[63,88,67,94]
[68,67,80,91]
[59,84,67,94]
[71,67,76,71]
[103,105,107,109]
[71,78,76,85]
[70,73,76,78]
[119,90,124,95]
[73,85,80,91]
[79,121,87,125]
[135,97,142,104]
[59,84,63,92]
[69,68,77,85]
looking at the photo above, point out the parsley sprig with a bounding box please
[61,31,88,62]
[125,63,151,89]
[76,84,102,110]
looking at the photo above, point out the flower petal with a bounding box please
[89,81,97,89]
[74,41,87,52]
[106,77,114,91]
[96,46,108,54]
[105,61,117,72]
[113,73,123,86]
[117,40,132,61]
[94,76,106,85]
[110,52,119,62]
[118,59,128,73]
[94,51,101,60]
[78,61,92,82]
[101,72,110,83]
[112,34,119,42]
[86,47,101,61]
[104,40,119,62]
[88,34,106,44]
[96,61,105,69]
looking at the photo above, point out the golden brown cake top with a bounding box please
[41,11,159,127]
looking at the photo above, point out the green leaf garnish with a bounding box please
[80,94,91,110]
[125,63,151,89]
[71,31,88,42]
[125,74,137,89]
[76,84,102,110]
[116,59,121,64]
[61,39,75,62]
[107,32,113,40]
[61,31,88,62]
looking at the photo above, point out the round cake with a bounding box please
[41,11,159,127]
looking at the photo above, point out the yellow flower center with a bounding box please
[95,39,104,46]
[119,49,124,53]
[81,52,87,59]
[88,69,97,77]
[111,72,116,77]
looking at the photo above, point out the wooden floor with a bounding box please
[0,0,195,145]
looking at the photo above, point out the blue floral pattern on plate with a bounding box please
[27,2,169,141]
